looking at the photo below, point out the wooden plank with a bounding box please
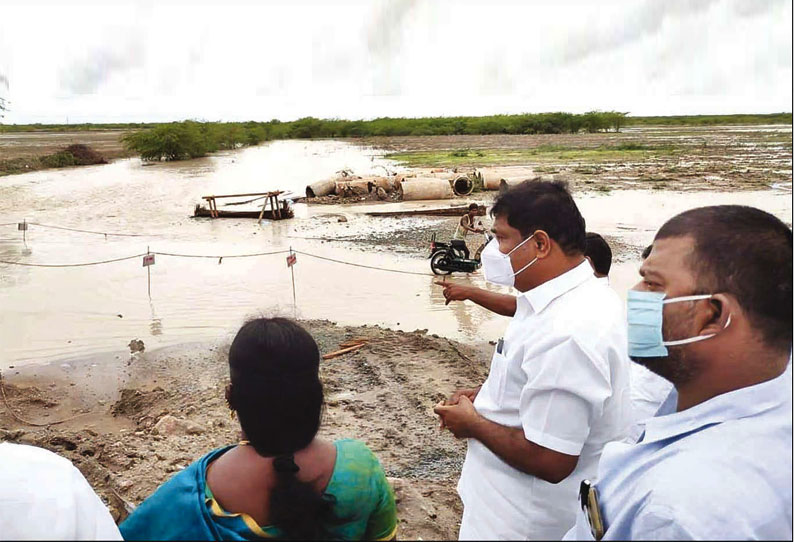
[322,343,366,360]
[365,205,482,218]
[195,207,291,219]
[202,191,284,200]
[257,198,268,224]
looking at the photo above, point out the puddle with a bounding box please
[1,139,791,368]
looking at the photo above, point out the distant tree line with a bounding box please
[2,111,790,162]
[121,112,632,161]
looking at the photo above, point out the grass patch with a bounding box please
[388,144,680,167]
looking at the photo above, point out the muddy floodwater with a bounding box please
[1,137,791,368]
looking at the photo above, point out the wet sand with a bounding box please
[0,320,491,540]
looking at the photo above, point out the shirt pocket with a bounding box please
[487,347,510,404]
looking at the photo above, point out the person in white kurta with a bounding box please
[0,442,122,540]
[458,261,632,539]
[435,182,632,540]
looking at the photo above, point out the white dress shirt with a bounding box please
[458,260,633,540]
[566,363,793,540]
[0,443,122,540]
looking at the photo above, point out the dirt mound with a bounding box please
[111,388,170,418]
[37,144,109,169]
[1,382,58,409]
[64,144,108,165]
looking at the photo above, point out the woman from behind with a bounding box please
[120,317,397,541]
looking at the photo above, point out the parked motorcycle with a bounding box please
[429,230,493,275]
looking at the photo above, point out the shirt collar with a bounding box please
[519,259,594,314]
[642,367,791,444]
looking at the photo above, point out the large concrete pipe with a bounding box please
[452,175,474,196]
[480,168,536,190]
[482,172,506,190]
[306,179,337,198]
[398,178,455,201]
[367,176,398,193]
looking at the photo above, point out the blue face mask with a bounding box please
[627,290,731,358]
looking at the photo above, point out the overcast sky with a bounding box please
[0,0,791,124]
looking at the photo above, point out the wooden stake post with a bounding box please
[287,247,297,318]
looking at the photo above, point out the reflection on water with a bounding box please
[0,139,791,368]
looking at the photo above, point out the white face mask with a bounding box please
[481,234,538,287]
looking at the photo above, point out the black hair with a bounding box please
[656,205,792,352]
[468,203,479,211]
[641,244,653,260]
[585,232,612,275]
[227,317,331,539]
[490,179,586,255]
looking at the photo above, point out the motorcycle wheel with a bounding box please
[430,251,453,275]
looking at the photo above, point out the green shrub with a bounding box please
[40,151,77,168]
[122,121,211,161]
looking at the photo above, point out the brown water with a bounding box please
[1,139,791,368]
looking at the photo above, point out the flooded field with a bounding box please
[0,129,791,368]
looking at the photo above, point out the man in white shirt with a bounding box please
[0,442,122,540]
[434,181,632,540]
[567,205,792,540]
[438,231,672,444]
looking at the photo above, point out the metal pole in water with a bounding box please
[290,246,297,318]
[147,245,151,298]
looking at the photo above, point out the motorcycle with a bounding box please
[429,229,493,275]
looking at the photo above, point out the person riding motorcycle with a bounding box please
[452,203,486,259]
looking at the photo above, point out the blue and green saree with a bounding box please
[120,439,397,541]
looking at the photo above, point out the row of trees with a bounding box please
[123,111,629,161]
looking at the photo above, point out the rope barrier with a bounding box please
[294,250,433,277]
[28,222,157,238]
[0,254,148,268]
[154,249,289,259]
[0,247,435,276]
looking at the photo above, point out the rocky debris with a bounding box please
[0,428,26,441]
[152,415,206,436]
[128,339,145,354]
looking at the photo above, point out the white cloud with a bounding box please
[0,0,790,124]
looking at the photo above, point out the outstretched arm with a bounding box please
[435,282,517,317]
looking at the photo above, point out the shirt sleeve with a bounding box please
[519,337,612,456]
[70,464,124,540]
[364,457,398,541]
